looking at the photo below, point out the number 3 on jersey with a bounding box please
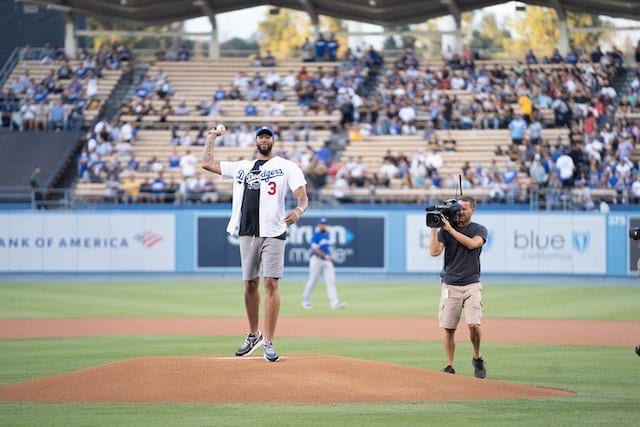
[267,181,276,195]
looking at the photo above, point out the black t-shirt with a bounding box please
[438,222,487,286]
[239,160,265,237]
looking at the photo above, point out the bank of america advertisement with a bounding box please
[406,213,606,274]
[0,213,175,271]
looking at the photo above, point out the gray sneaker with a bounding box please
[235,332,263,356]
[263,340,280,362]
[301,300,312,309]
[472,357,486,378]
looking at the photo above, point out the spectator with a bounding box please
[301,38,315,62]
[528,115,543,145]
[556,149,576,188]
[168,148,181,170]
[425,149,443,178]
[509,113,527,145]
[200,177,219,203]
[530,154,549,187]
[146,155,164,173]
[261,50,276,67]
[213,86,226,101]
[104,175,121,203]
[127,155,140,171]
[30,165,43,209]
[244,101,258,116]
[86,74,98,98]
[525,48,538,65]
[315,34,327,61]
[333,171,352,203]
[173,101,190,116]
[120,120,134,142]
[149,173,167,202]
[180,149,198,178]
[178,45,190,61]
[630,172,640,203]
[327,34,339,61]
[134,83,149,100]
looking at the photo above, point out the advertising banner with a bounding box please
[629,217,640,274]
[0,213,175,271]
[406,213,606,274]
[197,216,385,269]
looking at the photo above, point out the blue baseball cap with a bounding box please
[255,126,275,137]
[317,217,327,225]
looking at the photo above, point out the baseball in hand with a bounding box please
[216,124,226,135]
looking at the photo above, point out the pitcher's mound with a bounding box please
[0,355,572,404]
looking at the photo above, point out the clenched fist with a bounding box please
[207,124,226,143]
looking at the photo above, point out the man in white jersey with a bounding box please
[202,124,308,362]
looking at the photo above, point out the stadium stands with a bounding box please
[2,59,123,125]
[117,57,361,128]
[4,42,637,208]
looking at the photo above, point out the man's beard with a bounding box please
[257,143,273,156]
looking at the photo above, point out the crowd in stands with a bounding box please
[0,43,131,132]
[8,40,638,207]
[76,115,234,204]
[88,42,640,206]
[313,44,638,208]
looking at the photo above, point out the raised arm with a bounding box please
[201,124,226,175]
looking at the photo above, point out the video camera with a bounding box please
[425,199,462,228]
[630,227,640,240]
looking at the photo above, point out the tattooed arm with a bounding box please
[284,185,309,225]
[202,124,226,175]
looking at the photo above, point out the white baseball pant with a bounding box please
[302,255,339,306]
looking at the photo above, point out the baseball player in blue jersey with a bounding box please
[301,217,345,310]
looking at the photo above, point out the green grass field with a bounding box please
[0,280,639,426]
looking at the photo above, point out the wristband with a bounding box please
[296,206,305,214]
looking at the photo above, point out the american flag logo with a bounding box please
[134,231,163,249]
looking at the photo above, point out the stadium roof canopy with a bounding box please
[26,0,640,27]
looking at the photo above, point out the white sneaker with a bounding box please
[331,301,346,309]
[301,300,312,309]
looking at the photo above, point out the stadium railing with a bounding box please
[0,47,20,89]
[0,186,74,210]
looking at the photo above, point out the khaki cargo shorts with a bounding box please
[438,282,483,329]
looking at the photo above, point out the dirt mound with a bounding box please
[0,355,572,404]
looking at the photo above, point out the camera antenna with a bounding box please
[458,174,463,197]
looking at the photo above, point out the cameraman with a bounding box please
[429,195,488,378]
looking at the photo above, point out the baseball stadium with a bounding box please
[1,0,639,425]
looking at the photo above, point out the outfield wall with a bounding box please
[0,209,636,276]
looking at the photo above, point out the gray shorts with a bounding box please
[239,236,286,281]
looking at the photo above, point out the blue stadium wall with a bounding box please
[0,208,636,276]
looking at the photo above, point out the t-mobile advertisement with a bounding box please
[197,216,385,269]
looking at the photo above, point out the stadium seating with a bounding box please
[119,58,350,127]
[3,60,122,123]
